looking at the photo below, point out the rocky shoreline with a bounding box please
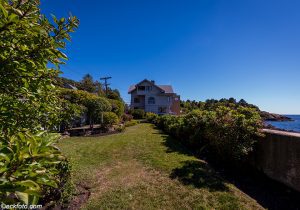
[263,123,300,133]
[260,111,293,122]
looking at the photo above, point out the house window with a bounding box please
[138,86,145,91]
[148,97,155,104]
[158,107,167,113]
[145,86,152,91]
[134,97,140,103]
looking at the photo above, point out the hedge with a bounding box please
[146,106,263,164]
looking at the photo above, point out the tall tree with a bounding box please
[79,74,96,93]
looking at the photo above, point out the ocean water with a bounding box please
[266,115,300,132]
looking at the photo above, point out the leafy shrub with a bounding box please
[59,88,111,127]
[58,100,85,131]
[151,106,263,164]
[100,112,119,130]
[204,106,263,162]
[0,132,66,204]
[125,120,139,127]
[179,110,213,147]
[122,113,133,122]
[145,112,158,123]
[0,0,78,205]
[130,109,145,119]
[115,124,126,132]
[42,160,75,207]
[109,99,125,117]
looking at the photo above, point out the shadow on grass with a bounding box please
[156,127,300,210]
[152,128,228,192]
[170,160,228,192]
[151,125,195,157]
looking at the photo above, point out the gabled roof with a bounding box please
[128,79,174,94]
[157,85,173,94]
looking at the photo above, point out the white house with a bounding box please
[128,79,180,115]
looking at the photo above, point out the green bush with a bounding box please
[122,113,133,122]
[145,112,158,123]
[100,112,119,129]
[109,99,125,117]
[130,109,145,119]
[115,124,126,132]
[204,106,263,162]
[125,120,139,127]
[0,0,79,205]
[59,88,111,127]
[151,106,263,164]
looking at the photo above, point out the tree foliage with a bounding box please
[0,0,78,204]
[180,98,260,114]
[78,74,96,93]
[59,88,111,127]
[0,0,79,135]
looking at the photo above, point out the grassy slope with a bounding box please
[58,123,263,210]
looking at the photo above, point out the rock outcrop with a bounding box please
[261,111,292,121]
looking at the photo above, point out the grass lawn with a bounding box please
[58,123,263,210]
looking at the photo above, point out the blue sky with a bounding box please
[41,0,300,114]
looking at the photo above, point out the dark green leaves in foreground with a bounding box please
[0,0,79,134]
[0,0,78,204]
[0,132,63,204]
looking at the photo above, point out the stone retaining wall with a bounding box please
[255,129,300,192]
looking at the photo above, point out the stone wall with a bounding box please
[255,129,300,192]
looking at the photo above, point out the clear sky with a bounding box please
[41,0,300,114]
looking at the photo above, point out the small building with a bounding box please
[128,79,180,115]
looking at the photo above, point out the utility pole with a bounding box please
[100,76,112,96]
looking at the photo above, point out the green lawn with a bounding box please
[58,123,263,210]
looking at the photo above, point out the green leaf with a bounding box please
[17,180,40,190]
[8,13,18,22]
[0,3,8,18]
[0,153,10,162]
[16,192,29,205]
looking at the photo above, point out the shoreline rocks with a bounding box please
[260,111,293,122]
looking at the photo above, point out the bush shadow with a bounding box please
[156,126,300,210]
[170,160,228,192]
[151,126,228,192]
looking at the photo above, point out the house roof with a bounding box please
[64,83,78,90]
[128,85,136,93]
[128,79,174,94]
[157,85,174,94]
